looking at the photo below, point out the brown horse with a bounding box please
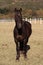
[13,8,32,60]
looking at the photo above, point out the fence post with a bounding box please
[34,18,36,24]
[25,18,28,21]
[40,18,42,24]
[29,18,32,23]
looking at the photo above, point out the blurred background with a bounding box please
[0,0,43,19]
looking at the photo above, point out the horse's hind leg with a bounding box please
[16,42,20,60]
[23,44,27,58]
[23,39,28,58]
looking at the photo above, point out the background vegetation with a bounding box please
[0,0,43,18]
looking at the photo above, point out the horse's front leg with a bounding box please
[16,42,20,60]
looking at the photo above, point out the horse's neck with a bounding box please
[15,20,25,35]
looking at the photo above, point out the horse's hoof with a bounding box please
[16,56,19,60]
[24,56,27,58]
[16,57,19,60]
[16,55,20,60]
[24,54,27,59]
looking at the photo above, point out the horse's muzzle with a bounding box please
[17,23,22,29]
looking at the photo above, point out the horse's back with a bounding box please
[25,21,31,28]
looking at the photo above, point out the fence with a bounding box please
[0,18,43,24]
[23,18,43,24]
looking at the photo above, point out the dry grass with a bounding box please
[0,20,43,65]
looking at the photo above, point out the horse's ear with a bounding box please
[14,8,17,12]
[20,8,22,12]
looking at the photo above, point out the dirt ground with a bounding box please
[0,20,43,65]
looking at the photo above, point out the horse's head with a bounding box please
[14,8,22,29]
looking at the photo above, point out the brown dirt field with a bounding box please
[0,21,43,65]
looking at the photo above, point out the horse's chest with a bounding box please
[18,29,22,35]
